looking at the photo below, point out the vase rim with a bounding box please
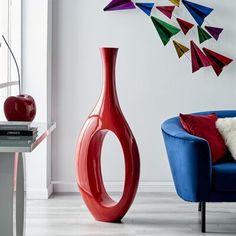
[100,47,119,50]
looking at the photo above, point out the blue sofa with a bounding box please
[161,110,236,233]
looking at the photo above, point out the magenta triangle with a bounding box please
[104,0,136,11]
[156,6,175,19]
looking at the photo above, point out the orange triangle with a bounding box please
[173,40,189,58]
[169,0,180,7]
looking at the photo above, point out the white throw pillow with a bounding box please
[216,117,236,161]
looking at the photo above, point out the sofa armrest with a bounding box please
[161,118,212,202]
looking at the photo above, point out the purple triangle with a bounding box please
[205,26,223,40]
[104,0,136,11]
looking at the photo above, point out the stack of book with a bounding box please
[0,122,38,146]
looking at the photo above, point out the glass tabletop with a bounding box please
[0,122,56,153]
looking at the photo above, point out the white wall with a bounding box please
[23,0,53,199]
[51,0,236,192]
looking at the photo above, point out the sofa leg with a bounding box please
[198,202,201,212]
[201,202,206,233]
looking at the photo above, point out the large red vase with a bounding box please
[75,47,140,222]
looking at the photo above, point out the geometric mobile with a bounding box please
[173,40,190,58]
[197,26,212,44]
[205,26,224,41]
[156,6,175,19]
[104,0,233,76]
[203,47,233,76]
[151,16,181,46]
[182,0,213,26]
[169,0,181,7]
[103,0,136,11]
[136,3,154,16]
[176,18,194,35]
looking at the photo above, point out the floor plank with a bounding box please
[26,193,236,235]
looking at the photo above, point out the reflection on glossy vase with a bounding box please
[75,47,140,222]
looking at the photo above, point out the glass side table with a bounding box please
[0,122,56,236]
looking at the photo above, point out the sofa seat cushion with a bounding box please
[213,162,236,191]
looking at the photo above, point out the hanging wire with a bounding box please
[2,35,21,95]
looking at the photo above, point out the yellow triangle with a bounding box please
[173,40,189,58]
[169,0,180,7]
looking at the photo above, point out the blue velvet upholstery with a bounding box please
[212,162,236,192]
[161,110,236,203]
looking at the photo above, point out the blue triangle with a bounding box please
[136,3,154,16]
[182,0,213,26]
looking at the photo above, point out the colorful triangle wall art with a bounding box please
[169,0,180,7]
[205,26,223,41]
[182,0,213,26]
[198,26,212,44]
[190,41,211,73]
[103,0,233,77]
[203,48,233,76]
[103,0,136,11]
[176,18,194,35]
[136,3,154,16]
[156,6,175,19]
[151,16,181,46]
[173,40,189,58]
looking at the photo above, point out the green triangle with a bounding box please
[151,16,181,46]
[198,26,212,44]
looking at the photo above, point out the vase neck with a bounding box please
[100,48,119,105]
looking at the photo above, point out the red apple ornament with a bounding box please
[4,94,36,121]
[1,35,37,122]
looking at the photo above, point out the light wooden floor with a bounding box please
[26,193,236,236]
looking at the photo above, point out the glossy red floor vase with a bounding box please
[75,47,140,222]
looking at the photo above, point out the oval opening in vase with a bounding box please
[101,131,125,203]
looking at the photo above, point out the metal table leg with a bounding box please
[0,152,25,236]
[16,153,25,236]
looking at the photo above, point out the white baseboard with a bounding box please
[25,182,175,199]
[26,183,53,199]
[52,181,175,193]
